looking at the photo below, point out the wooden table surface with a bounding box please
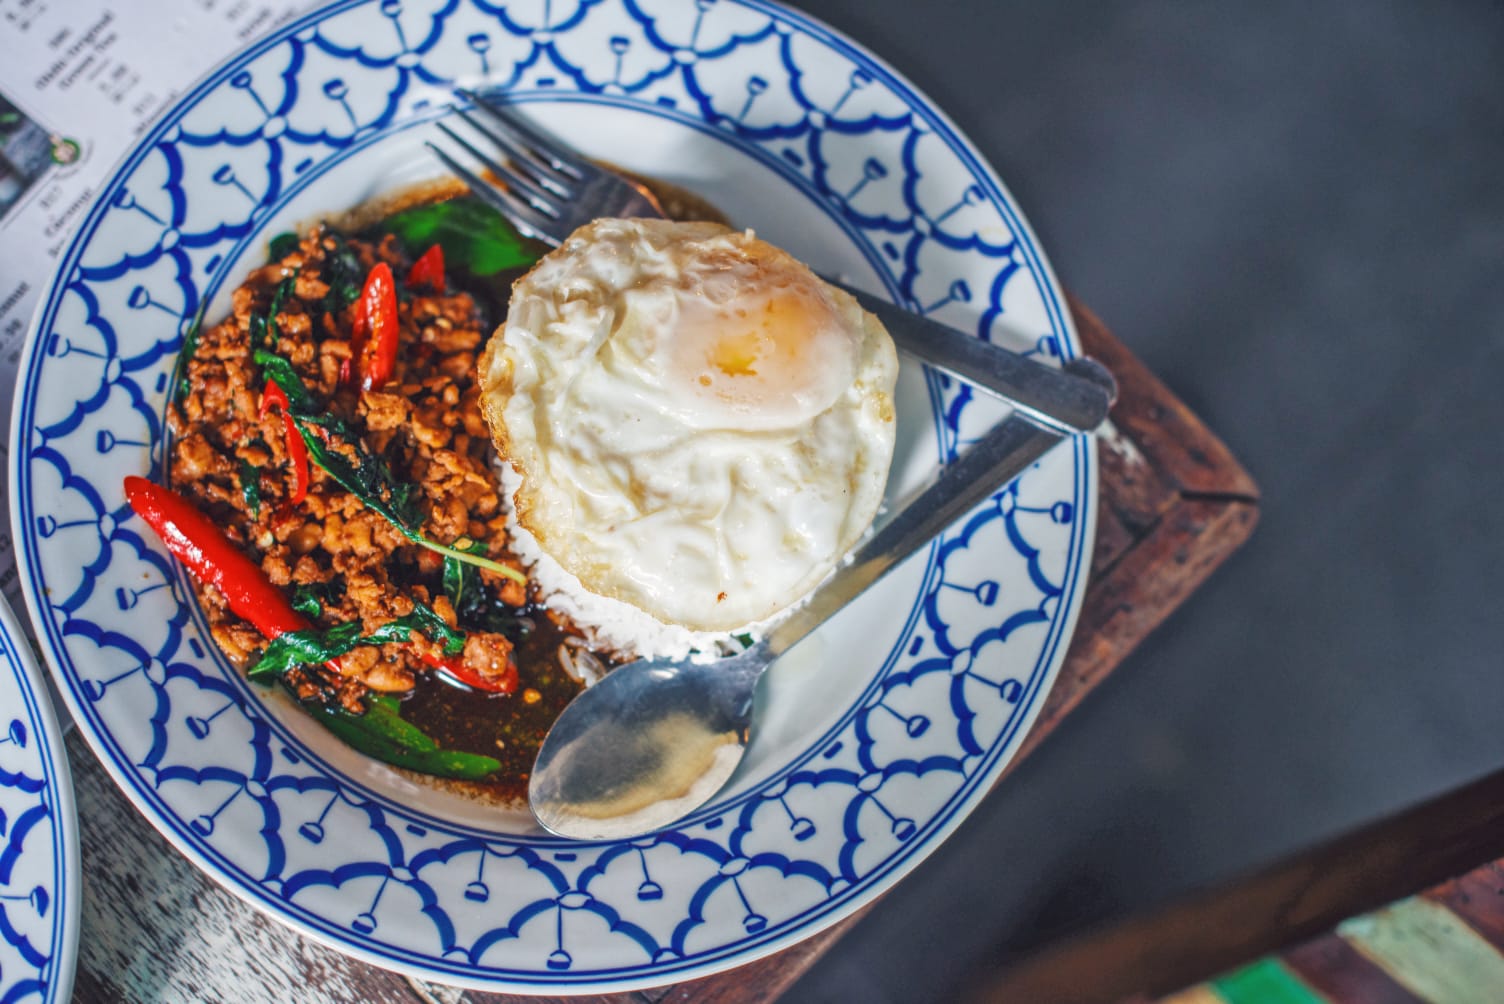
[1160,850,1504,1004]
[66,299,1261,1003]
[972,752,1504,1004]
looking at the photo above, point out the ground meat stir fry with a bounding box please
[169,226,527,712]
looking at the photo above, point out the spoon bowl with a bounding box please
[529,644,771,840]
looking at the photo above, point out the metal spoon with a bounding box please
[528,363,1109,839]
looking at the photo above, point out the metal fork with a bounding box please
[426,88,1115,436]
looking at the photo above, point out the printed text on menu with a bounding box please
[0,0,305,609]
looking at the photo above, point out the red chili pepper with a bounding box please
[258,383,310,504]
[421,650,517,695]
[406,244,444,291]
[357,261,398,391]
[342,300,367,389]
[124,477,517,694]
[124,476,317,643]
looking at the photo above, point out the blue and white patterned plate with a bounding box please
[10,0,1094,991]
[0,596,78,1004]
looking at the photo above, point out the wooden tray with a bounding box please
[68,298,1260,1003]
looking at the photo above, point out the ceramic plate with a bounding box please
[0,595,79,1004]
[11,0,1094,991]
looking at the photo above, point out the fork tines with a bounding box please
[456,87,589,184]
[430,87,667,245]
[422,138,560,243]
[434,119,560,211]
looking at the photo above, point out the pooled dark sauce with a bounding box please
[399,606,589,805]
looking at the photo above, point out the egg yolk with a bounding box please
[673,284,852,425]
[709,328,763,379]
[710,292,814,378]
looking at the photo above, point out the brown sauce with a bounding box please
[397,606,589,805]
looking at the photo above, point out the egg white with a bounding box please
[479,218,898,635]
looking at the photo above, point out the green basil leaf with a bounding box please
[248,312,267,351]
[253,349,332,425]
[442,554,467,610]
[380,197,536,277]
[248,621,364,681]
[268,231,300,261]
[238,459,261,518]
[362,604,464,657]
[320,234,364,315]
[442,538,487,612]
[452,575,533,638]
[307,695,500,781]
[248,600,468,683]
[403,600,467,656]
[299,420,425,533]
[250,277,297,353]
[290,581,337,618]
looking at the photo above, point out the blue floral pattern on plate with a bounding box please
[0,596,78,1004]
[10,0,1094,991]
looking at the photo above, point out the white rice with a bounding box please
[496,462,771,668]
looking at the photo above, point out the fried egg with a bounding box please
[478,218,898,641]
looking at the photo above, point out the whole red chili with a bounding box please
[124,476,316,642]
[406,244,444,291]
[124,477,516,694]
[357,261,398,391]
[258,382,310,504]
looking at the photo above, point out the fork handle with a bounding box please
[828,277,1116,435]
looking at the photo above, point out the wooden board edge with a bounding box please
[1069,295,1260,503]
[454,990,644,1004]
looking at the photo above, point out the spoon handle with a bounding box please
[764,412,1073,657]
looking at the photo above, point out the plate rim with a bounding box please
[0,594,80,1004]
[7,0,1096,991]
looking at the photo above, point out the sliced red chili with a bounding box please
[357,261,398,391]
[258,382,310,504]
[342,297,368,389]
[421,650,518,696]
[406,244,444,291]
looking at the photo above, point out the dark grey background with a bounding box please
[781,2,1504,1002]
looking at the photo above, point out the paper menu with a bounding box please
[0,0,307,607]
